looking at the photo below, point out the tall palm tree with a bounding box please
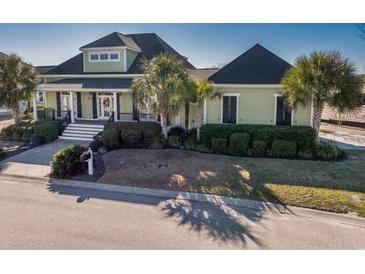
[132,54,189,139]
[180,78,197,134]
[193,80,220,140]
[281,51,363,136]
[0,54,38,123]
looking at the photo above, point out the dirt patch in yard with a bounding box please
[99,149,365,216]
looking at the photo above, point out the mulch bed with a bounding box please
[71,152,106,182]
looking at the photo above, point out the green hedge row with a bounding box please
[200,124,316,150]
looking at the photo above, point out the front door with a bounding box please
[99,95,114,119]
[60,92,77,118]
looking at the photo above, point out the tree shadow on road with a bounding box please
[48,182,267,248]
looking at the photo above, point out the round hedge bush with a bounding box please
[51,145,86,179]
[34,123,58,143]
[102,128,120,149]
[272,140,297,158]
[229,133,250,156]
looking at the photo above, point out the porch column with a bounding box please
[113,92,118,121]
[69,91,75,123]
[33,91,38,120]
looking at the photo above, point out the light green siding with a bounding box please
[293,104,312,126]
[126,49,138,70]
[177,103,197,128]
[119,93,133,113]
[80,92,93,119]
[205,86,312,126]
[83,50,125,73]
[46,91,57,109]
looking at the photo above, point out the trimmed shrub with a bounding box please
[229,133,250,156]
[101,128,120,149]
[0,122,35,141]
[298,149,315,160]
[31,135,46,146]
[93,132,103,141]
[167,135,181,148]
[89,140,103,152]
[211,138,227,154]
[51,145,86,179]
[184,135,199,150]
[272,140,297,158]
[104,121,161,139]
[33,123,58,143]
[316,142,338,161]
[194,143,210,153]
[150,136,163,149]
[121,129,142,146]
[200,124,315,151]
[252,140,267,156]
[168,126,185,137]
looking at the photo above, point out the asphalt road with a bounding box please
[1,175,365,249]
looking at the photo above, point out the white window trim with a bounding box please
[273,94,294,126]
[88,51,120,63]
[36,91,45,104]
[220,93,239,124]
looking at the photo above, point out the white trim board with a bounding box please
[214,84,282,88]
[80,46,141,53]
[38,74,143,78]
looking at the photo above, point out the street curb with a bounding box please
[49,178,287,213]
[49,178,365,228]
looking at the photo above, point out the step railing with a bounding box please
[107,111,115,123]
[60,110,71,133]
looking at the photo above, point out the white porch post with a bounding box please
[33,91,38,120]
[69,91,75,123]
[113,92,118,121]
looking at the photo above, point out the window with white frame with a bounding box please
[222,95,238,124]
[37,91,45,103]
[88,52,120,62]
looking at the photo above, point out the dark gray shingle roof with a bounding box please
[36,65,56,74]
[44,32,195,75]
[208,44,292,84]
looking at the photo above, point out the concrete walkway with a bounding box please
[319,122,365,150]
[0,139,88,178]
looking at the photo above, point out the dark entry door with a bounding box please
[276,96,292,125]
[222,96,237,124]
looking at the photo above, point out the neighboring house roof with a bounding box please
[0,52,7,57]
[45,78,134,89]
[44,32,195,75]
[36,65,57,74]
[209,44,292,84]
[188,68,219,81]
[80,32,141,52]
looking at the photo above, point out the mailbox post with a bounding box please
[80,148,94,175]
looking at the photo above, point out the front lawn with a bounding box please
[98,149,365,216]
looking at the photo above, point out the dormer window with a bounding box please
[88,51,120,62]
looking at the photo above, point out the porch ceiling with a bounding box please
[38,78,133,90]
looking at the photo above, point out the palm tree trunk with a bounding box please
[312,104,323,139]
[196,106,203,140]
[11,104,21,124]
[161,113,169,139]
[184,100,190,134]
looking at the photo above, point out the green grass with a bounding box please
[100,149,365,217]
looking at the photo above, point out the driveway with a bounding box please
[0,174,364,249]
[0,139,88,178]
[319,122,365,150]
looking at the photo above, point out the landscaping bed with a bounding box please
[98,148,365,217]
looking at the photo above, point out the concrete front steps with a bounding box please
[59,123,104,141]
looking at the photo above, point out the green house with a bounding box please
[34,32,312,141]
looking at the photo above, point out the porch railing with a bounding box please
[117,112,158,122]
[107,111,115,123]
[140,112,158,121]
[37,108,55,120]
[60,110,71,133]
[118,112,135,121]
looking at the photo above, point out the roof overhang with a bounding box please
[36,83,131,93]
[80,46,141,53]
[213,84,283,88]
[38,74,143,78]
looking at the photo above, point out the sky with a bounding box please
[0,23,364,72]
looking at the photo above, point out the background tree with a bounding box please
[281,51,363,137]
[132,54,188,139]
[193,80,220,140]
[0,54,38,123]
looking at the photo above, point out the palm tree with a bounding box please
[0,54,38,123]
[132,54,189,139]
[281,51,363,137]
[180,78,197,134]
[193,80,220,140]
